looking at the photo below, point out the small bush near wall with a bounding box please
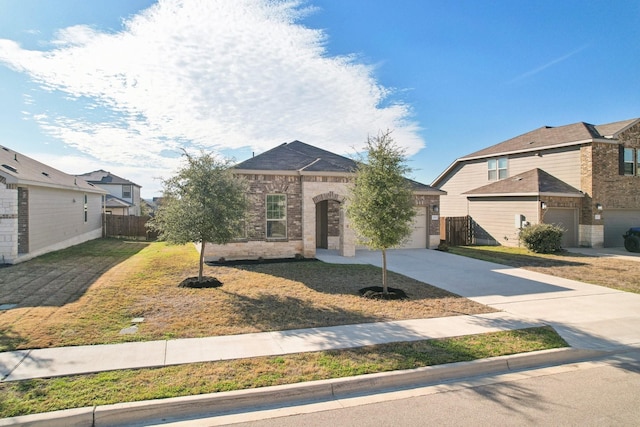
[519,223,564,253]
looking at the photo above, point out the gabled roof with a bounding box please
[234,140,356,173]
[463,168,584,197]
[406,178,446,195]
[432,118,640,187]
[77,170,140,187]
[0,145,105,193]
[234,140,444,194]
[105,194,133,209]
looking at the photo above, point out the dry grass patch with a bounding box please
[0,239,494,351]
[448,246,640,294]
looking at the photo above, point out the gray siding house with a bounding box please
[0,146,106,264]
[432,118,640,248]
[203,141,445,261]
[76,170,142,216]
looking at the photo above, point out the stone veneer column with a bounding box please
[339,206,355,256]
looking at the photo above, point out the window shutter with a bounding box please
[619,145,625,175]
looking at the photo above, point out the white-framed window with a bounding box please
[623,147,639,176]
[122,185,132,198]
[266,194,287,238]
[488,157,508,181]
[84,194,88,222]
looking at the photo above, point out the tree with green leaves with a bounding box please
[148,150,249,282]
[346,131,416,295]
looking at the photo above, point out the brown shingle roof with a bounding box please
[0,145,105,193]
[462,122,600,159]
[463,168,584,197]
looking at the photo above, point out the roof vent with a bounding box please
[2,164,17,173]
[42,171,50,177]
[1,147,9,152]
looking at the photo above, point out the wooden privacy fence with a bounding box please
[104,215,158,240]
[440,215,473,246]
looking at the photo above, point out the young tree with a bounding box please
[346,131,416,294]
[148,150,249,282]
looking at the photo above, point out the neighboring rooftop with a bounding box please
[77,170,140,186]
[0,145,104,193]
[463,168,584,197]
[462,118,640,160]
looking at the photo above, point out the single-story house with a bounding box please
[202,141,445,261]
[76,170,142,216]
[0,146,106,264]
[432,118,640,248]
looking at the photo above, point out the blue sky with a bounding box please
[1,0,638,197]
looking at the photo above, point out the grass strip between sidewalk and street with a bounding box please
[0,326,566,418]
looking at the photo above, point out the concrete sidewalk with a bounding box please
[1,311,542,381]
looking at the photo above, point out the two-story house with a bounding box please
[432,118,640,248]
[76,170,142,216]
[202,141,445,261]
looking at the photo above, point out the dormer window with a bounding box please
[488,157,508,181]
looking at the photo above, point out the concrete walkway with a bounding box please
[1,247,639,382]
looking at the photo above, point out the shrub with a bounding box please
[519,223,564,253]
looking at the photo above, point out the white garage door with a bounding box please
[398,207,427,249]
[544,208,577,247]
[605,210,640,247]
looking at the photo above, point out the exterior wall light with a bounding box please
[540,202,547,210]
[432,204,439,213]
[596,203,603,211]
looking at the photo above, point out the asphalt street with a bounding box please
[160,349,640,426]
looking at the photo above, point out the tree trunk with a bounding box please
[199,241,206,282]
[382,248,388,294]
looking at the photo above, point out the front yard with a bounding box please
[0,239,495,351]
[0,239,576,418]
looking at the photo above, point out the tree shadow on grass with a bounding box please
[218,289,385,332]
[235,261,461,301]
[0,238,149,309]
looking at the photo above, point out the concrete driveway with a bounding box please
[316,248,640,351]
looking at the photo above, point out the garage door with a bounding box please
[604,210,640,247]
[398,207,427,249]
[543,208,577,247]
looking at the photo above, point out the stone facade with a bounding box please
[578,123,640,246]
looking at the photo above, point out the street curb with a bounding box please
[0,347,607,427]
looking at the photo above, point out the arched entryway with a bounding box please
[313,192,345,250]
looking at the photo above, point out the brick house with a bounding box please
[202,141,444,261]
[432,118,640,248]
[76,170,143,216]
[0,145,106,264]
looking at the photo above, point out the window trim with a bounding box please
[623,147,638,176]
[488,157,508,181]
[122,184,132,199]
[266,194,287,239]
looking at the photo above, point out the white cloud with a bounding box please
[0,0,423,188]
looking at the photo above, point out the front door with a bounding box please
[316,201,328,248]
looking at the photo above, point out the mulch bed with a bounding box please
[358,286,408,300]
[178,276,223,288]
